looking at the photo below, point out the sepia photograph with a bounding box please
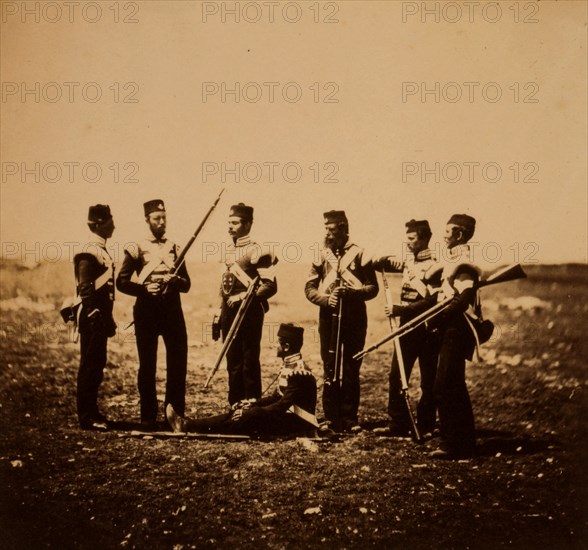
[1,1,587,547]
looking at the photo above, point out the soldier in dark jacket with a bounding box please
[166,323,318,437]
[74,204,116,430]
[304,210,378,432]
[427,214,480,459]
[217,203,278,406]
[116,200,190,429]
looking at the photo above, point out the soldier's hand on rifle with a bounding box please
[146,282,161,295]
[328,287,342,308]
[227,292,245,308]
[162,273,178,285]
[385,304,405,318]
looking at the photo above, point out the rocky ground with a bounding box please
[1,262,587,549]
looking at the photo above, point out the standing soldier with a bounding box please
[217,203,278,406]
[116,200,190,429]
[74,204,116,430]
[305,210,378,432]
[427,214,479,459]
[373,219,438,437]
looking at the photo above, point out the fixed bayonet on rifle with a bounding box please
[205,276,261,388]
[381,270,422,443]
[124,189,226,330]
[162,187,226,294]
[355,263,527,361]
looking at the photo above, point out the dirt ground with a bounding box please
[1,261,587,549]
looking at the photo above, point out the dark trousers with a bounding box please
[134,297,187,422]
[388,324,438,433]
[434,326,476,454]
[319,309,367,428]
[185,409,308,437]
[221,300,264,405]
[77,326,107,425]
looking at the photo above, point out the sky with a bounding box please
[1,0,586,267]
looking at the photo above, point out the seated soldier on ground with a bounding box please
[166,323,318,438]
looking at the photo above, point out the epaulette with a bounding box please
[123,242,141,261]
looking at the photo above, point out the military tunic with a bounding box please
[220,234,277,405]
[184,353,318,437]
[374,249,438,434]
[116,233,190,423]
[305,241,378,430]
[74,235,116,427]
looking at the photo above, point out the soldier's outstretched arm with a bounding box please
[348,256,379,301]
[372,255,404,273]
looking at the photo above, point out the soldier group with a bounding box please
[72,200,483,460]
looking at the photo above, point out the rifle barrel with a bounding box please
[171,188,226,274]
[205,276,260,388]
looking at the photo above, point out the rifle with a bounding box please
[124,188,226,330]
[354,263,527,361]
[327,253,344,385]
[205,276,261,388]
[381,270,422,443]
[162,187,226,294]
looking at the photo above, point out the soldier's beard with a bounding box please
[324,236,346,251]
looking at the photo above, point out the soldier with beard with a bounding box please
[116,200,191,429]
[305,210,378,432]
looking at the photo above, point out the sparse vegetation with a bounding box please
[1,261,587,548]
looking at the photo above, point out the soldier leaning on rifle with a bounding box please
[373,219,439,437]
[116,200,191,430]
[167,323,317,437]
[425,214,480,460]
[74,205,117,431]
[216,203,278,406]
[305,210,378,433]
